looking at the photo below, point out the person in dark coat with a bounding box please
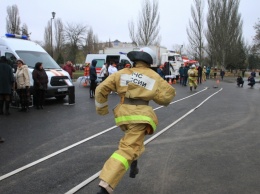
[183,65,189,86]
[197,65,203,84]
[178,64,184,85]
[89,60,97,98]
[0,56,14,115]
[220,69,225,80]
[237,76,244,87]
[32,62,48,109]
[247,75,255,88]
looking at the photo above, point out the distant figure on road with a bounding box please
[251,70,256,78]
[206,66,211,79]
[183,65,189,86]
[188,64,198,91]
[247,75,255,88]
[202,66,206,81]
[89,60,97,98]
[213,67,218,79]
[220,69,225,80]
[197,64,202,84]
[241,69,246,77]
[237,75,244,87]
[178,64,184,85]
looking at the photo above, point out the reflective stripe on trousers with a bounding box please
[99,123,147,189]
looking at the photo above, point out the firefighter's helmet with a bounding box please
[127,47,156,66]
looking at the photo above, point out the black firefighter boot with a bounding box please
[129,160,139,178]
[96,186,109,194]
[0,100,4,115]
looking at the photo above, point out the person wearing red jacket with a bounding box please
[63,61,75,79]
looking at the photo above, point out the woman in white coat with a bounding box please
[15,59,30,112]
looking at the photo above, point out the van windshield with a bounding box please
[16,51,61,69]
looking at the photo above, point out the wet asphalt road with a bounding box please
[0,77,259,194]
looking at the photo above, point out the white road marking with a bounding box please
[0,87,209,183]
[65,88,223,194]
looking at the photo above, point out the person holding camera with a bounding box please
[63,61,76,79]
[32,62,48,109]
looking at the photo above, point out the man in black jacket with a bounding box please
[89,60,97,98]
[197,65,203,84]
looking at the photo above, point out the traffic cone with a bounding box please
[173,79,176,84]
[213,79,220,88]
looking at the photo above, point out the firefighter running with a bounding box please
[188,64,198,91]
[94,47,176,194]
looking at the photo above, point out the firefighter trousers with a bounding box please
[99,123,147,189]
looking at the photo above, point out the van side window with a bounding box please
[94,59,105,68]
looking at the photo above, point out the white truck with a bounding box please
[161,51,183,79]
[0,33,71,100]
[100,45,167,70]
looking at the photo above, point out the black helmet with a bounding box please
[127,47,156,66]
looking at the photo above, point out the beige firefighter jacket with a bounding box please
[188,68,198,81]
[95,62,176,134]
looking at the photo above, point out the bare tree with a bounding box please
[206,0,243,69]
[6,4,21,34]
[54,18,65,56]
[252,18,260,54]
[21,24,29,37]
[187,0,205,64]
[128,0,160,46]
[64,23,87,63]
[84,27,94,55]
[93,35,100,54]
[43,21,52,55]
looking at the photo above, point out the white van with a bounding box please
[0,34,71,100]
[85,54,132,76]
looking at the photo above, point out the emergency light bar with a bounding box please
[119,52,127,55]
[5,33,28,40]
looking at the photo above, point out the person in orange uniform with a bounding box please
[83,63,90,86]
[95,47,176,194]
[84,63,90,77]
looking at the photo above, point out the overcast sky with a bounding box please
[0,0,259,50]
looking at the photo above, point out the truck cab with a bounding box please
[0,34,71,100]
[161,51,183,79]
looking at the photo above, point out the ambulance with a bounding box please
[0,34,71,100]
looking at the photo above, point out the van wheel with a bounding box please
[55,95,66,100]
